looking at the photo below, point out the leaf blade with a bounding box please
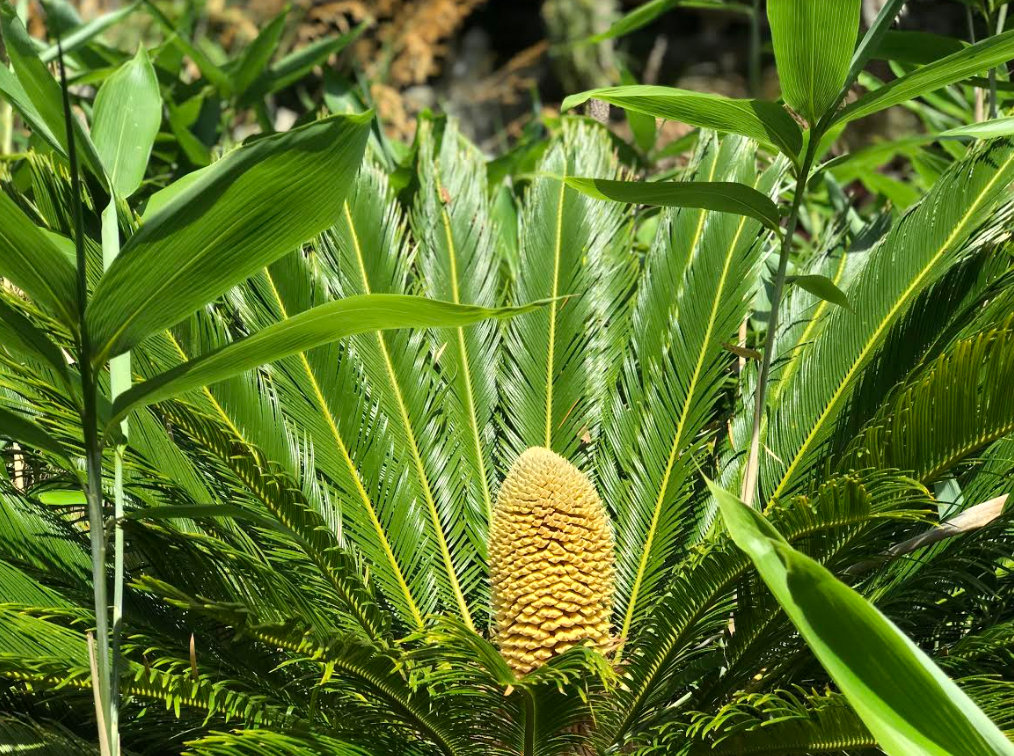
[86,112,371,364]
[108,294,542,430]
[562,85,803,159]
[713,481,1014,756]
[565,176,782,231]
[836,30,1014,126]
[91,47,162,198]
[768,0,861,124]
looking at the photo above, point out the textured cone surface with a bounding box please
[489,447,614,675]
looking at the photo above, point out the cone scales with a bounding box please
[489,447,614,675]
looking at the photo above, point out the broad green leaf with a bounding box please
[39,2,142,63]
[0,406,71,463]
[562,85,803,159]
[565,176,782,232]
[86,112,372,365]
[713,482,1014,756]
[0,5,106,183]
[788,274,851,310]
[587,0,751,44]
[836,30,1014,126]
[231,9,287,96]
[768,0,861,124]
[91,47,162,198]
[940,116,1014,139]
[0,64,62,151]
[0,191,80,326]
[108,294,543,430]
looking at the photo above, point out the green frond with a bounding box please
[145,589,467,756]
[678,688,874,754]
[763,139,1014,503]
[413,117,501,554]
[236,250,432,630]
[0,607,281,727]
[833,248,1010,450]
[606,472,930,748]
[184,729,377,756]
[161,404,388,640]
[318,162,479,630]
[842,315,1014,482]
[601,135,783,640]
[500,119,632,467]
[0,714,99,755]
[957,676,1014,733]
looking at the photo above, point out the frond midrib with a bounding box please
[619,165,762,646]
[262,267,425,629]
[343,201,475,632]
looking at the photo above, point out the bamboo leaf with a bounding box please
[565,176,782,231]
[767,0,861,124]
[787,274,852,310]
[844,0,911,83]
[239,22,367,105]
[939,116,1014,139]
[836,30,1014,126]
[873,30,966,66]
[86,112,371,365]
[108,294,542,430]
[587,0,751,44]
[39,2,142,63]
[141,0,232,93]
[713,481,1014,756]
[562,85,803,159]
[91,47,162,199]
[231,9,287,97]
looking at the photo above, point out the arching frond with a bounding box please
[236,250,432,631]
[183,729,377,756]
[842,315,1014,483]
[319,163,478,629]
[763,139,1014,502]
[413,118,501,569]
[601,136,783,641]
[606,472,929,749]
[0,714,98,755]
[162,404,387,640]
[500,120,632,467]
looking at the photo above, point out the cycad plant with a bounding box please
[2,0,1014,754]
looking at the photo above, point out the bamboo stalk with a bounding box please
[741,139,818,508]
[103,198,128,756]
[57,36,116,756]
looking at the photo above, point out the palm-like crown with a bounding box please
[1,116,1013,753]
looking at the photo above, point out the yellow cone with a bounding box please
[489,447,614,675]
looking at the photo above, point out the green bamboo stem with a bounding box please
[102,198,128,756]
[740,137,818,508]
[59,42,114,753]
